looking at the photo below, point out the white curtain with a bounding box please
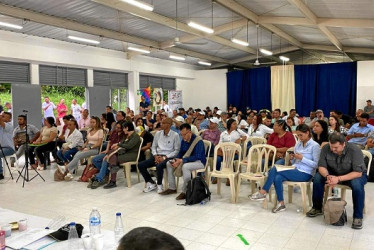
[271,64,295,113]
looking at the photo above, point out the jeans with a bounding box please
[138,154,170,185]
[261,158,285,171]
[262,167,312,201]
[96,160,109,182]
[216,155,239,171]
[166,160,204,192]
[0,147,15,174]
[56,147,78,163]
[312,172,368,219]
[92,153,105,169]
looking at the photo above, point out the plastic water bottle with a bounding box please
[333,187,339,198]
[114,212,124,242]
[200,198,209,205]
[89,207,101,235]
[68,222,82,249]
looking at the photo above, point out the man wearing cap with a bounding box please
[202,117,221,156]
[312,109,329,125]
[217,111,228,132]
[194,111,207,130]
[347,113,374,149]
[364,100,374,118]
[185,115,199,136]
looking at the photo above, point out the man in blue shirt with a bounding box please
[160,123,206,200]
[0,112,15,180]
[347,113,374,149]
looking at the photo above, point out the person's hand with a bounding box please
[154,155,162,164]
[294,153,303,160]
[289,153,295,160]
[83,148,89,152]
[111,143,118,149]
[171,158,182,168]
[355,133,365,137]
[326,175,339,187]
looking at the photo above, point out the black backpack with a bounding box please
[185,176,211,205]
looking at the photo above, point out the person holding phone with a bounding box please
[250,124,321,213]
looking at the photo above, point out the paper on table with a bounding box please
[6,228,51,249]
[275,164,296,172]
[22,236,57,250]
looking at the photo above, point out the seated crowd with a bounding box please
[0,103,372,230]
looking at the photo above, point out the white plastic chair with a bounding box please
[236,144,276,205]
[120,137,143,188]
[208,142,242,203]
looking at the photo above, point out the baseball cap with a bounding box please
[315,109,323,113]
[209,117,219,124]
[216,110,222,116]
[135,126,144,136]
[174,116,185,122]
[198,111,205,115]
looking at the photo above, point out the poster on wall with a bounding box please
[153,88,163,107]
[168,90,183,112]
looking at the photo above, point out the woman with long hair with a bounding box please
[247,115,273,137]
[312,120,329,147]
[250,124,321,213]
[328,116,347,135]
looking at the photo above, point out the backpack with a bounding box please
[78,164,99,182]
[323,198,347,226]
[185,176,211,205]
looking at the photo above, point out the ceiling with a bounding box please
[0,0,373,69]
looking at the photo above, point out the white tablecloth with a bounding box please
[0,208,117,249]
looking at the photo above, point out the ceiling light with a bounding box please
[188,21,214,34]
[279,56,290,62]
[169,55,185,61]
[120,0,154,11]
[260,48,273,56]
[198,61,211,66]
[128,47,150,54]
[0,21,23,30]
[68,35,100,44]
[231,38,249,47]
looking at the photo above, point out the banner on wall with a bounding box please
[168,90,183,111]
[153,88,163,107]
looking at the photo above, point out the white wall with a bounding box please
[176,69,227,110]
[357,61,374,110]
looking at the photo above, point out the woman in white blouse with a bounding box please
[247,115,273,138]
[237,114,249,130]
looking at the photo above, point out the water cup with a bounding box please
[82,233,93,250]
[18,219,28,232]
[93,234,104,250]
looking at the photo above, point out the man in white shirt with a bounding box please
[138,117,181,194]
[71,99,81,122]
[42,96,56,119]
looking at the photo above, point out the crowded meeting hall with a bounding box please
[1,0,374,249]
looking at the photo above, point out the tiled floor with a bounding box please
[1,164,374,249]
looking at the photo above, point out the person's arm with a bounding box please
[166,133,181,158]
[296,144,321,170]
[213,131,221,145]
[183,140,205,163]
[141,142,152,152]
[68,131,83,149]
[118,134,140,150]
[261,125,274,135]
[31,131,41,143]
[151,132,159,155]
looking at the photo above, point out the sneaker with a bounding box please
[0,174,4,180]
[103,181,117,189]
[87,178,94,188]
[64,173,74,181]
[249,192,266,201]
[143,182,157,193]
[157,185,164,194]
[352,218,363,229]
[159,189,177,195]
[91,180,102,189]
[306,208,323,217]
[272,203,286,213]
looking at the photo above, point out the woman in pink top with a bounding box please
[57,99,68,119]
[60,116,104,181]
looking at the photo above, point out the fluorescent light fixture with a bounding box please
[260,48,273,56]
[68,35,100,44]
[129,12,151,21]
[120,0,154,11]
[279,56,290,62]
[0,21,23,30]
[198,61,211,66]
[128,47,150,54]
[169,55,185,61]
[231,38,249,47]
[188,21,214,34]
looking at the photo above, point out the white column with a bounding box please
[30,63,39,85]
[87,69,94,87]
[128,71,139,114]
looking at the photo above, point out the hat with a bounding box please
[174,116,185,122]
[209,117,219,124]
[161,112,167,116]
[316,109,323,113]
[49,223,84,241]
[135,126,144,136]
[367,100,372,103]
[198,111,205,115]
[216,110,222,116]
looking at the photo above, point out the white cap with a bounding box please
[216,110,222,116]
[209,117,220,124]
[174,116,184,122]
[198,111,205,115]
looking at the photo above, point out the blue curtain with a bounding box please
[295,62,357,116]
[227,67,271,112]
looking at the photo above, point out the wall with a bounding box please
[176,69,227,110]
[357,61,374,110]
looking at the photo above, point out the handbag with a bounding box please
[54,169,66,181]
[173,136,202,177]
[78,164,99,182]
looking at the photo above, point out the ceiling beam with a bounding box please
[258,16,313,26]
[165,47,229,64]
[215,0,303,48]
[93,0,256,54]
[318,18,374,28]
[229,46,299,64]
[0,3,228,64]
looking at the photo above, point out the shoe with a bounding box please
[176,192,186,200]
[143,182,157,193]
[159,189,177,195]
[272,203,286,213]
[103,181,117,189]
[226,179,230,186]
[87,177,94,188]
[306,208,323,217]
[0,174,4,180]
[91,180,101,189]
[64,173,74,181]
[212,178,217,184]
[157,185,164,194]
[352,218,363,229]
[249,192,266,201]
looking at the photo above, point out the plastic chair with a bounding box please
[272,148,312,214]
[208,142,242,203]
[120,138,143,188]
[323,150,372,214]
[241,136,267,161]
[236,144,276,205]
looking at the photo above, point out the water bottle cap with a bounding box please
[69,222,76,226]
[116,212,121,216]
